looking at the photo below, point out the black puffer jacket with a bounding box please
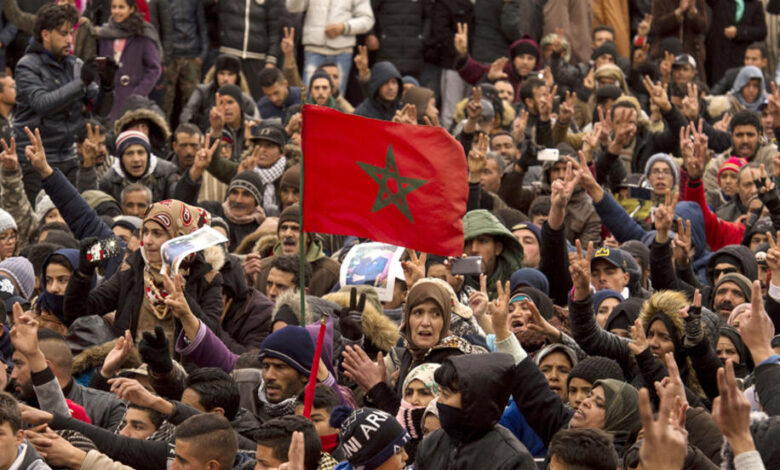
[371,0,432,76]
[148,0,173,62]
[13,40,113,163]
[471,0,535,63]
[414,354,536,470]
[354,61,402,121]
[423,0,473,69]
[168,0,208,60]
[63,249,224,340]
[218,0,282,64]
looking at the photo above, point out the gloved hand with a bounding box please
[80,59,99,85]
[97,57,119,90]
[336,287,366,342]
[138,326,173,374]
[683,303,703,347]
[77,237,98,278]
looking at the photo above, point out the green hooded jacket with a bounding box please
[463,210,524,297]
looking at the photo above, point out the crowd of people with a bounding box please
[0,0,779,469]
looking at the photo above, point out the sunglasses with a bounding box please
[713,267,738,278]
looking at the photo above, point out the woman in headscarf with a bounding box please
[35,248,84,335]
[97,0,162,119]
[717,326,754,378]
[342,279,472,416]
[63,200,224,343]
[396,363,440,462]
[728,65,767,113]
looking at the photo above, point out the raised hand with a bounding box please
[550,160,582,209]
[537,85,556,122]
[638,385,689,469]
[468,274,491,333]
[583,66,595,90]
[712,361,756,456]
[24,127,52,178]
[738,280,775,364]
[671,218,693,268]
[81,122,101,167]
[522,297,561,342]
[569,239,594,300]
[401,250,426,287]
[571,151,602,201]
[654,189,678,241]
[341,346,385,391]
[654,352,689,409]
[9,310,40,358]
[607,107,636,154]
[189,133,218,181]
[467,132,489,183]
[487,57,509,82]
[279,431,306,470]
[724,26,737,39]
[557,90,575,125]
[681,82,700,121]
[466,87,483,123]
[637,13,653,37]
[551,27,565,54]
[488,280,511,341]
[632,43,650,69]
[713,112,731,133]
[659,51,674,83]
[101,329,134,378]
[454,22,468,57]
[642,75,671,112]
[392,104,417,125]
[162,273,192,320]
[354,45,370,78]
[628,318,649,355]
[139,325,174,374]
[281,27,295,58]
[511,109,529,142]
[336,287,366,341]
[767,82,780,126]
[753,163,776,195]
[0,138,16,171]
[209,93,225,134]
[765,231,780,276]
[109,377,164,409]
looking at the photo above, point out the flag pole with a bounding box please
[300,105,325,418]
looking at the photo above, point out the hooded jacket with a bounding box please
[462,210,524,298]
[113,96,172,158]
[254,238,341,298]
[354,61,403,121]
[414,354,536,470]
[728,65,767,113]
[99,152,179,203]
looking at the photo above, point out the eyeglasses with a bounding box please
[713,267,738,278]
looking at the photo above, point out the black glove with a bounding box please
[336,287,365,342]
[97,57,118,90]
[683,304,703,347]
[139,326,173,374]
[80,59,99,85]
[77,237,98,278]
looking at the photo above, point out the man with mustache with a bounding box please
[711,273,751,321]
[253,203,340,298]
[703,110,778,194]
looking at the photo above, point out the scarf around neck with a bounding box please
[98,17,162,52]
[257,382,297,418]
[254,156,287,216]
[221,200,266,226]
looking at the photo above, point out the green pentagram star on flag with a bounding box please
[357,145,428,223]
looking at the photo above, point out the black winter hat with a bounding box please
[227,171,264,205]
[308,69,334,91]
[592,41,618,61]
[217,84,243,106]
[566,356,625,388]
[216,54,241,76]
[330,406,410,469]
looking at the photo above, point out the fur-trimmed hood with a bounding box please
[271,288,313,326]
[324,288,401,352]
[638,290,687,336]
[71,338,143,376]
[113,99,172,146]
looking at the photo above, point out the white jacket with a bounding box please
[286,0,374,50]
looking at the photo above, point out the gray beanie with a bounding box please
[0,256,34,300]
[0,209,17,233]
[644,153,679,187]
[34,191,57,223]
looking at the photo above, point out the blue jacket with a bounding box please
[499,398,547,458]
[41,168,124,279]
[256,86,301,120]
[14,41,112,163]
[594,191,712,282]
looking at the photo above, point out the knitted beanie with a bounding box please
[593,289,624,313]
[718,157,747,185]
[644,153,679,187]
[217,84,243,106]
[308,69,334,91]
[330,406,410,470]
[0,209,17,233]
[0,257,34,300]
[509,37,540,61]
[567,356,625,388]
[227,171,264,206]
[511,222,541,244]
[278,203,300,229]
[715,273,753,302]
[592,41,618,61]
[115,130,151,157]
[34,191,57,223]
[258,325,314,376]
[280,165,300,191]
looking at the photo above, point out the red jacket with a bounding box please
[684,178,744,250]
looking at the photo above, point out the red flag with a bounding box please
[302,105,467,256]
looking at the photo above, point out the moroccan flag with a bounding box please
[301,105,468,256]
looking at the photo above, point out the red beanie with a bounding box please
[718,157,747,185]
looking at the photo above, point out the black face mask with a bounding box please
[436,402,466,442]
[719,357,750,379]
